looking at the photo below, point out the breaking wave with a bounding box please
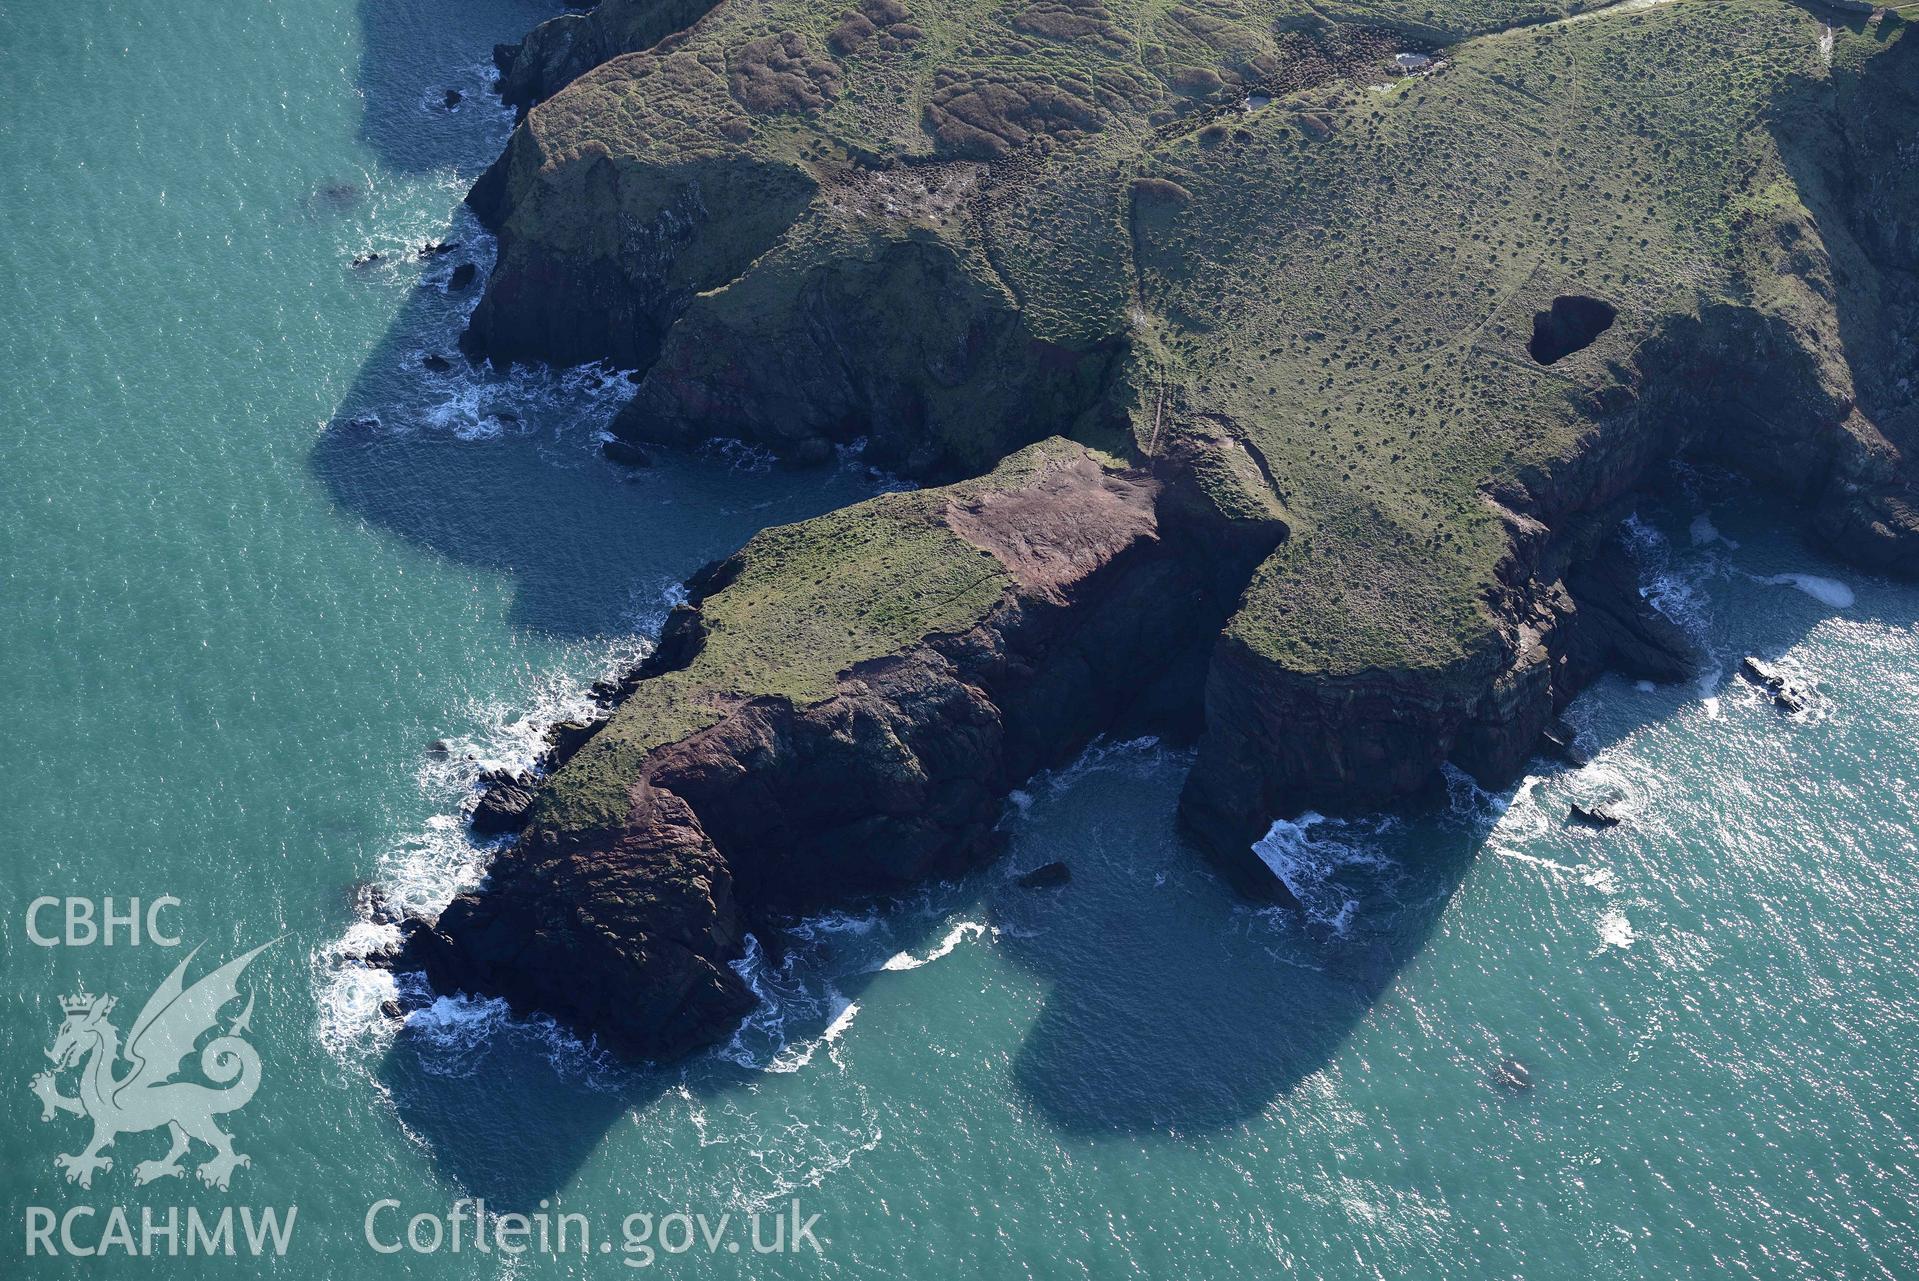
[880,921,990,972]
[1251,813,1400,934]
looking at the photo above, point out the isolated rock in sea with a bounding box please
[442,88,463,110]
[1742,656,1812,713]
[1014,862,1072,889]
[1568,802,1622,829]
[1540,716,1589,768]
[421,353,453,373]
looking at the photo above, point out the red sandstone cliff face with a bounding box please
[402,447,1280,1058]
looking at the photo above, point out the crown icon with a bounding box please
[60,984,110,1016]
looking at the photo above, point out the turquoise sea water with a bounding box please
[3,1,1917,1276]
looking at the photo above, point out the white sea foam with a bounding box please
[1688,510,1738,549]
[786,909,882,941]
[1598,908,1637,950]
[1493,845,1579,876]
[762,993,862,1074]
[704,438,777,472]
[1623,516,1711,644]
[718,935,862,1074]
[397,993,618,1083]
[833,437,916,493]
[1753,573,1855,610]
[1250,813,1396,933]
[879,921,989,972]
[1029,735,1169,798]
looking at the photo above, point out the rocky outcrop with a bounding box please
[400,441,1280,1057]
[462,131,819,371]
[491,0,723,116]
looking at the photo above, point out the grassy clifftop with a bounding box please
[1135,0,1865,674]
[539,437,1116,833]
[480,0,1913,831]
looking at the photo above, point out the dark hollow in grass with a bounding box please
[1528,294,1618,365]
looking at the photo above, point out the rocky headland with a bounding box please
[397,0,1917,1056]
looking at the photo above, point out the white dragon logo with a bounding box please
[31,940,276,1191]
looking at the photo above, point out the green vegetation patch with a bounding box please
[1128,0,1836,673]
[539,440,1101,833]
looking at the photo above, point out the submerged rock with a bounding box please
[426,738,454,758]
[1489,1057,1534,1091]
[418,240,461,259]
[313,181,362,211]
[349,880,402,926]
[447,262,478,292]
[600,438,653,469]
[442,88,463,110]
[349,252,383,269]
[1014,862,1072,890]
[421,353,454,373]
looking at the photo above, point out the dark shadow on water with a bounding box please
[351,0,551,175]
[381,1020,664,1208]
[983,750,1478,1133]
[325,0,904,1206]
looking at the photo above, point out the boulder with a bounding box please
[471,770,538,835]
[1014,862,1072,889]
[1539,716,1589,767]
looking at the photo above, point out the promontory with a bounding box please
[397,0,1917,1058]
